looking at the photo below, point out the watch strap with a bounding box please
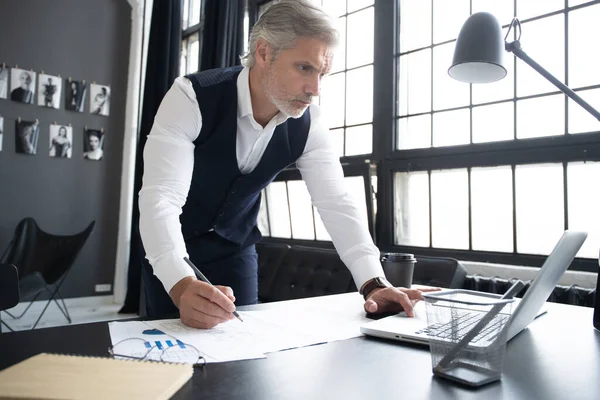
[360,276,392,300]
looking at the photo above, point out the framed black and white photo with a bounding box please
[0,66,8,99]
[83,128,104,160]
[89,83,110,116]
[49,124,73,158]
[15,119,39,155]
[65,79,87,112]
[38,73,62,109]
[10,68,36,104]
[0,116,4,152]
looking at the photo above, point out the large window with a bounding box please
[389,0,600,270]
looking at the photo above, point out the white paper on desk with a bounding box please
[108,320,265,363]
[146,313,322,358]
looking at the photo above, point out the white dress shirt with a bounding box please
[139,66,384,294]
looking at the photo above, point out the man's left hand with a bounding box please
[364,286,441,317]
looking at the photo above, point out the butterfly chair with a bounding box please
[0,264,20,332]
[0,218,95,330]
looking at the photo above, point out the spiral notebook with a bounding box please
[0,353,193,400]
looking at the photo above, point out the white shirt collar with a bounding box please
[236,66,289,127]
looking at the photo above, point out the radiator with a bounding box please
[464,275,597,307]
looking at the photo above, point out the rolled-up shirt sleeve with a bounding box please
[138,77,201,293]
[296,105,385,290]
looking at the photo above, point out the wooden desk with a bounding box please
[1,293,599,399]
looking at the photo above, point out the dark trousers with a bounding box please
[140,232,258,319]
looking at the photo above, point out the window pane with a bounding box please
[345,176,369,227]
[515,164,564,255]
[321,0,345,17]
[431,169,469,249]
[257,190,270,236]
[517,0,563,21]
[517,94,564,139]
[433,108,470,147]
[266,182,291,238]
[190,0,201,26]
[472,0,514,26]
[567,162,600,258]
[568,88,600,134]
[347,7,374,68]
[329,127,344,157]
[288,181,315,240]
[471,166,514,252]
[433,42,470,110]
[433,0,470,44]
[314,206,332,241]
[394,171,430,247]
[472,28,514,104]
[347,0,373,13]
[569,0,593,5]
[331,17,346,73]
[398,49,431,116]
[517,16,564,97]
[182,0,190,30]
[345,124,372,156]
[472,101,514,143]
[321,72,345,127]
[180,38,188,77]
[397,114,431,150]
[568,4,600,88]
[346,65,373,125]
[187,33,199,74]
[399,0,432,52]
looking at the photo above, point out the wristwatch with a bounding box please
[360,276,393,300]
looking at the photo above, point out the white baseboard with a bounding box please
[4,295,118,315]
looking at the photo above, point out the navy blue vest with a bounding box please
[181,66,311,249]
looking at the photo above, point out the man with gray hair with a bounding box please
[140,0,435,329]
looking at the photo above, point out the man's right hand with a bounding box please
[169,276,237,329]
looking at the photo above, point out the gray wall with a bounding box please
[0,0,132,298]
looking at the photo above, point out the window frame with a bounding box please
[181,0,206,75]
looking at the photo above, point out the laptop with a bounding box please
[360,230,588,345]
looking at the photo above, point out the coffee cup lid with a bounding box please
[381,253,416,262]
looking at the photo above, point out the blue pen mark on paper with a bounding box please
[155,341,163,350]
[144,341,152,349]
[142,328,165,335]
[176,340,186,349]
[166,340,174,347]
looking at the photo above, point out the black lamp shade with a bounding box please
[448,12,507,83]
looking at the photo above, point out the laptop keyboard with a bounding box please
[415,311,505,344]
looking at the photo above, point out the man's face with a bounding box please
[262,37,333,118]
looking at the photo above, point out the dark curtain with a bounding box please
[200,0,245,71]
[119,0,182,314]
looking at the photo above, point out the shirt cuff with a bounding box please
[346,254,385,291]
[152,252,196,294]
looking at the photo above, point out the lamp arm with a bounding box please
[506,40,600,122]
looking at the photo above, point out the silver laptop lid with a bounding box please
[505,230,587,340]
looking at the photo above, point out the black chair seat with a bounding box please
[0,218,95,330]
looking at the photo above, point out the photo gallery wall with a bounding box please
[0,64,108,161]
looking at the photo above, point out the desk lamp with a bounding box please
[448,12,600,122]
[448,12,600,330]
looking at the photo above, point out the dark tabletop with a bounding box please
[1,296,599,400]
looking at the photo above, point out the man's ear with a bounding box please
[255,38,271,67]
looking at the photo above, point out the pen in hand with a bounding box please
[183,257,244,322]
